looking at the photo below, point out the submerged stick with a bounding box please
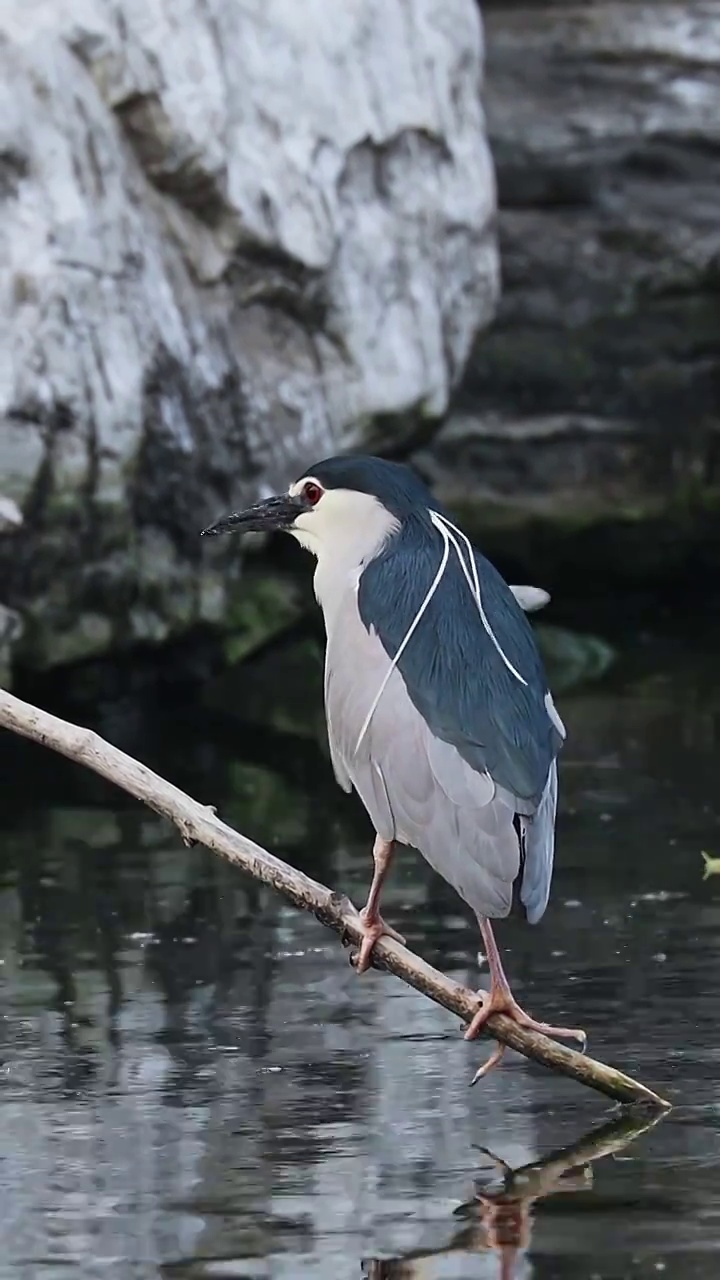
[0,687,669,1110]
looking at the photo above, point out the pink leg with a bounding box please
[465,917,586,1082]
[354,836,405,973]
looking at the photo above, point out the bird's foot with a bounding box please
[464,988,587,1085]
[352,908,406,974]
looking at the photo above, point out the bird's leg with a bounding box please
[353,836,405,973]
[465,917,586,1082]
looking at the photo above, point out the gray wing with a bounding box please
[518,758,557,924]
[518,691,566,922]
[324,588,522,918]
[356,526,565,921]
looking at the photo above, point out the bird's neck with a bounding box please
[312,510,401,624]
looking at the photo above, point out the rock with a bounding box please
[0,0,497,672]
[222,567,305,665]
[0,496,23,531]
[0,604,23,686]
[535,624,615,694]
[434,0,720,582]
[0,486,23,684]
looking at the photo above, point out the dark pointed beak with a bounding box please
[201,492,307,538]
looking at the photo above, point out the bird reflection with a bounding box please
[361,1108,665,1279]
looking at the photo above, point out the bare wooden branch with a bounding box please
[0,687,670,1111]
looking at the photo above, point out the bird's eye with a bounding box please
[303,482,323,507]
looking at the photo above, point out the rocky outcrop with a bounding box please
[0,0,497,671]
[0,497,23,685]
[421,1,720,584]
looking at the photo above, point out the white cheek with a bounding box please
[290,529,317,554]
[289,511,320,555]
[287,490,398,566]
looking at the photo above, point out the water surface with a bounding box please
[1,617,720,1278]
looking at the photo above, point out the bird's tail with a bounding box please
[520,760,558,925]
[701,851,714,880]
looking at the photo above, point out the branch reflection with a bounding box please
[362,1107,665,1279]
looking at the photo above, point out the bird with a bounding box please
[202,454,586,1080]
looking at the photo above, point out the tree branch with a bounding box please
[0,687,670,1111]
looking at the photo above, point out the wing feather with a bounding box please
[519,759,558,924]
[353,518,564,921]
[324,588,522,917]
[358,528,562,803]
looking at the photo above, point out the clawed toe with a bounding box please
[469,1041,506,1085]
[464,919,586,1086]
[352,910,406,973]
[465,986,587,1084]
[509,1005,587,1051]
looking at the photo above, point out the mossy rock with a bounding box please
[536,624,615,693]
[223,569,305,664]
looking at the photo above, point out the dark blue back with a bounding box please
[358,514,561,805]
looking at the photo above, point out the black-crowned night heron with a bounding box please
[202,455,586,1080]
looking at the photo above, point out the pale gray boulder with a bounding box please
[0,0,498,670]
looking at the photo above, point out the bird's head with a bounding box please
[201,453,551,613]
[201,455,426,560]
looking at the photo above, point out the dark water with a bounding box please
[2,617,720,1279]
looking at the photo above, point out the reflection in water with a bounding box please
[1,620,720,1277]
[363,1111,665,1279]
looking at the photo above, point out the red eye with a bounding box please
[303,482,323,506]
